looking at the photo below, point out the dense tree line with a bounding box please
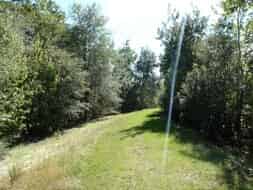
[159,0,253,151]
[1,0,252,155]
[0,0,159,141]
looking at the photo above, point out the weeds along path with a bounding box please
[0,116,116,178]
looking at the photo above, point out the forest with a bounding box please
[0,0,253,189]
[1,0,252,149]
[0,0,160,140]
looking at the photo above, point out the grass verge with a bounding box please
[0,109,252,190]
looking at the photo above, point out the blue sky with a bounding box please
[53,0,221,55]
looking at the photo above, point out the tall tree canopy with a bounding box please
[69,3,121,118]
[159,1,253,151]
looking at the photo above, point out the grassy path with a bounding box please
[0,109,252,190]
[0,116,113,178]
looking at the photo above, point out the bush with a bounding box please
[0,25,89,139]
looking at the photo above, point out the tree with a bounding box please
[0,14,32,139]
[159,8,207,117]
[113,41,137,112]
[70,3,121,119]
[167,1,253,148]
[222,0,253,142]
[0,0,89,140]
[180,17,238,142]
[131,48,159,110]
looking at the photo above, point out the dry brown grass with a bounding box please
[0,115,117,190]
[0,157,81,190]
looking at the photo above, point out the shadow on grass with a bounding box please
[119,110,166,139]
[119,110,253,190]
[1,114,114,150]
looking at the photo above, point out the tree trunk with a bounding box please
[235,7,243,145]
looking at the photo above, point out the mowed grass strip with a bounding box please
[0,109,252,190]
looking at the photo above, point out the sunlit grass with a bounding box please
[0,109,252,190]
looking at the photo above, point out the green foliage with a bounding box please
[159,2,253,150]
[0,16,34,138]
[223,0,253,14]
[132,48,159,110]
[0,0,89,140]
[0,0,160,141]
[114,46,160,112]
[25,41,89,136]
[159,8,207,116]
[70,3,121,119]
[113,41,137,112]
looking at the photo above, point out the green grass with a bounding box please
[0,109,252,190]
